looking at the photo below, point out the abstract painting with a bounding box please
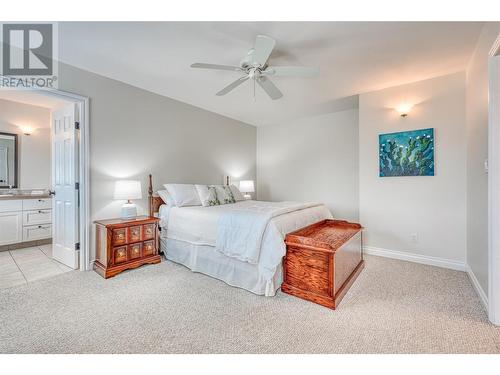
[379,128,434,177]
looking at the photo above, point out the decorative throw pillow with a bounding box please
[229,184,245,201]
[157,189,176,206]
[215,185,236,205]
[195,184,220,206]
[164,184,202,207]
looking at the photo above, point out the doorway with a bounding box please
[0,88,89,289]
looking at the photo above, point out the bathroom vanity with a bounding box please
[0,193,52,250]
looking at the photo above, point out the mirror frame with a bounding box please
[0,131,19,189]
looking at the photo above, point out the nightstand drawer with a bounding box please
[143,240,155,256]
[142,224,155,240]
[113,246,128,264]
[112,228,127,246]
[128,225,142,243]
[128,243,142,260]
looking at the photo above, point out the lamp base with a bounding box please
[121,202,137,219]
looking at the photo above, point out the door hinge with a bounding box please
[75,242,80,251]
[75,182,80,190]
[75,121,80,130]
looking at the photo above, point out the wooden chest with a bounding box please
[94,216,161,278]
[282,219,364,309]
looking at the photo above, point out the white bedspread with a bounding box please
[160,200,333,280]
[215,201,323,264]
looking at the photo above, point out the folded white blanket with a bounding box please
[215,201,323,264]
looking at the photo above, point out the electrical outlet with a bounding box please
[411,233,418,243]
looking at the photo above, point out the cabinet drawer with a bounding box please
[128,243,142,260]
[23,209,52,226]
[128,225,142,243]
[113,246,128,264]
[142,224,155,240]
[23,198,52,210]
[23,224,52,241]
[0,199,22,213]
[112,228,127,246]
[143,240,155,256]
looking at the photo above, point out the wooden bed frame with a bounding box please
[148,174,164,217]
[148,174,231,217]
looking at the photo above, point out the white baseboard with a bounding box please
[363,246,466,271]
[465,265,488,309]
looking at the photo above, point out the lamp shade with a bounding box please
[113,180,142,200]
[239,180,255,193]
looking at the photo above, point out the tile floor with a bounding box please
[0,245,74,290]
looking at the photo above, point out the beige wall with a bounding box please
[466,22,500,293]
[359,72,467,263]
[58,63,257,257]
[0,99,51,190]
[257,109,359,221]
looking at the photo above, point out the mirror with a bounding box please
[0,132,18,188]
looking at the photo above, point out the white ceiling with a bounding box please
[0,90,70,110]
[58,22,483,126]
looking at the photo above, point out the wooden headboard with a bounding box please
[148,174,165,217]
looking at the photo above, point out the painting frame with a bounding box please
[379,128,435,177]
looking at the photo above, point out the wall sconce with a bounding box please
[395,103,413,117]
[20,126,33,135]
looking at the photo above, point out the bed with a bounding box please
[148,175,333,296]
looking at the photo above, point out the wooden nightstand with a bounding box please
[94,216,161,278]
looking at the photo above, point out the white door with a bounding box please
[51,104,79,269]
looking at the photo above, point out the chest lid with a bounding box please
[285,219,362,253]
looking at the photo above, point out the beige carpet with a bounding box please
[0,255,499,353]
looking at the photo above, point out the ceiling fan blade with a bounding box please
[257,76,283,100]
[264,66,319,77]
[191,63,242,72]
[216,76,249,96]
[252,35,276,66]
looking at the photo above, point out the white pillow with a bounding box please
[229,184,245,201]
[164,184,202,207]
[195,185,220,206]
[157,190,175,206]
[215,185,236,205]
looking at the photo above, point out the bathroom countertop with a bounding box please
[0,193,51,201]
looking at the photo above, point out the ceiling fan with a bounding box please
[190,35,319,100]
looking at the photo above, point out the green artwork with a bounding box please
[379,128,434,177]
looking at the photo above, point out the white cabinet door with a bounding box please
[0,211,22,246]
[52,104,79,269]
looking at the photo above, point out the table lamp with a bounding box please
[114,180,142,218]
[239,180,254,200]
